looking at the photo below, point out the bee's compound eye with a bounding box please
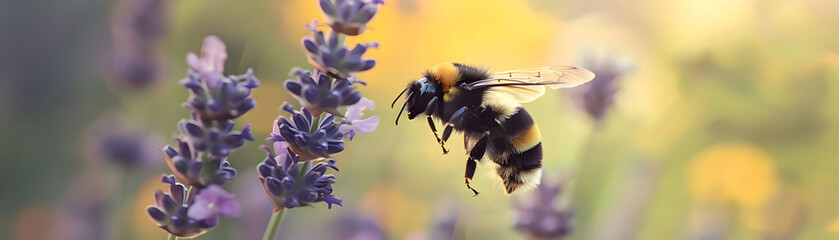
[418,78,427,84]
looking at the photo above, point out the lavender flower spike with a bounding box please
[266,104,345,161]
[88,118,162,170]
[150,35,257,237]
[284,68,363,116]
[110,0,170,90]
[513,177,574,240]
[303,28,378,78]
[257,143,343,210]
[339,97,379,140]
[319,0,385,36]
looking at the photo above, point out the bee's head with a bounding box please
[392,77,439,125]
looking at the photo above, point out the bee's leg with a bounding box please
[465,135,488,196]
[442,125,454,144]
[439,106,467,153]
[449,106,468,125]
[426,116,449,154]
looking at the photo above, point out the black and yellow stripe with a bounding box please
[487,108,543,194]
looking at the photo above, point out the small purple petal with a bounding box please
[187,185,241,220]
[148,207,167,222]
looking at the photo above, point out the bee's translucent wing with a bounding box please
[478,66,596,89]
[467,66,595,103]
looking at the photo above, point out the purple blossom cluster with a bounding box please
[267,105,345,161]
[303,28,378,78]
[513,177,575,240]
[148,36,257,237]
[258,142,343,210]
[319,0,385,36]
[284,68,363,115]
[567,51,633,124]
[256,0,382,212]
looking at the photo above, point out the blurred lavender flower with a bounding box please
[339,97,379,140]
[236,171,275,240]
[513,178,574,240]
[148,176,236,238]
[56,174,107,240]
[110,0,170,89]
[284,68,363,115]
[111,50,162,90]
[257,142,342,210]
[331,212,387,240]
[303,28,378,78]
[567,51,633,124]
[429,211,459,240]
[88,118,162,170]
[266,104,345,161]
[319,0,385,36]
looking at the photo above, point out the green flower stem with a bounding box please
[558,124,596,207]
[336,32,346,47]
[167,233,177,240]
[261,158,312,240]
[311,115,322,132]
[261,207,288,240]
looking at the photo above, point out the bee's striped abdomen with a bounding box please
[489,108,543,194]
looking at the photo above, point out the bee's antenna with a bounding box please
[395,92,411,125]
[392,87,408,108]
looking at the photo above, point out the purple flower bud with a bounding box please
[319,0,383,36]
[186,36,226,89]
[284,68,364,116]
[302,28,378,77]
[148,207,167,223]
[269,105,346,161]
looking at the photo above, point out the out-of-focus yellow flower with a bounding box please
[240,81,288,133]
[827,218,839,236]
[129,176,168,240]
[361,184,430,238]
[687,142,778,230]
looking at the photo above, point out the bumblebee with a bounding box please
[393,62,594,195]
